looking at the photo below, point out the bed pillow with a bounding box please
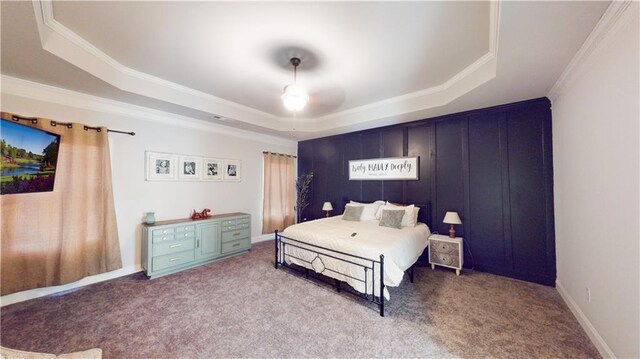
[377,203,419,227]
[375,203,401,219]
[405,207,420,227]
[349,200,384,221]
[342,204,364,221]
[379,209,405,229]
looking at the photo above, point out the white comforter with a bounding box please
[280,216,431,299]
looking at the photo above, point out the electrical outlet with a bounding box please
[586,287,591,303]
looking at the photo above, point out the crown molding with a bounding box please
[32,0,285,130]
[315,0,501,131]
[31,0,501,134]
[548,1,635,101]
[0,75,298,147]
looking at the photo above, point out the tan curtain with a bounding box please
[1,113,122,295]
[262,153,295,234]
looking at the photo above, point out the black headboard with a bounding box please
[342,199,432,230]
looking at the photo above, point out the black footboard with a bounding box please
[274,230,387,317]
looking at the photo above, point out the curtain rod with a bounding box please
[262,151,297,158]
[9,115,135,136]
[84,125,136,136]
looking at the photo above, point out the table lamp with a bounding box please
[322,202,333,217]
[443,211,462,238]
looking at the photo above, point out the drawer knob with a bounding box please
[233,243,240,247]
[170,257,181,262]
[170,244,182,248]
[163,230,167,234]
[233,232,241,236]
[162,237,166,240]
[184,227,189,230]
[184,234,188,237]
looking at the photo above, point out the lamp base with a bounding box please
[325,211,330,218]
[449,224,456,238]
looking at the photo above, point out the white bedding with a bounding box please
[280,216,431,299]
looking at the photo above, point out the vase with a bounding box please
[146,212,155,224]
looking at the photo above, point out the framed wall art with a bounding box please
[145,151,241,183]
[223,159,241,181]
[348,157,419,180]
[146,151,177,181]
[202,158,223,181]
[1,119,61,194]
[178,156,201,180]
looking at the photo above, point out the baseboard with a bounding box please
[556,280,616,358]
[0,264,142,307]
[252,234,274,244]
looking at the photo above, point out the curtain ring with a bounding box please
[51,121,57,127]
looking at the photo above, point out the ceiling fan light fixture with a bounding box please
[281,84,309,112]
[282,57,308,112]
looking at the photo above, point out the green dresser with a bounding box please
[141,212,251,279]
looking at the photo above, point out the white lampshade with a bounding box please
[443,211,462,224]
[281,84,309,112]
[322,202,333,211]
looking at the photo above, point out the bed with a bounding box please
[274,201,432,316]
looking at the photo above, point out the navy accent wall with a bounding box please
[297,97,556,286]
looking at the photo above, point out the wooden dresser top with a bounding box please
[142,212,249,227]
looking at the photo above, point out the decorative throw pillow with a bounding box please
[350,200,384,221]
[382,203,419,227]
[379,209,405,229]
[342,204,364,221]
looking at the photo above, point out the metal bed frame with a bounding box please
[274,201,432,317]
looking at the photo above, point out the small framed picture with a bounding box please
[223,159,241,181]
[146,152,177,181]
[202,158,223,181]
[178,156,201,180]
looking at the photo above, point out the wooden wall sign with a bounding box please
[348,157,419,180]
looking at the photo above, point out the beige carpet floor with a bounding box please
[1,241,599,358]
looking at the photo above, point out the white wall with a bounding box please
[551,3,639,358]
[0,77,297,306]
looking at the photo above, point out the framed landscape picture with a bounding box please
[223,159,241,181]
[178,156,201,180]
[202,158,223,181]
[146,151,176,181]
[1,119,61,194]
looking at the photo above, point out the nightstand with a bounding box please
[428,234,463,275]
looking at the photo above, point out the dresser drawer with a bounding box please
[153,238,195,257]
[152,250,195,272]
[221,228,250,242]
[152,231,176,243]
[430,240,459,254]
[221,219,236,226]
[153,227,174,236]
[429,250,459,267]
[174,231,196,241]
[175,225,196,234]
[236,222,250,229]
[221,237,250,254]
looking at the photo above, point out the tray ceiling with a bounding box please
[1,1,609,139]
